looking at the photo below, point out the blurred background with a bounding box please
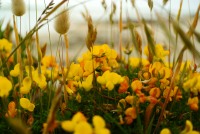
[0,0,200,59]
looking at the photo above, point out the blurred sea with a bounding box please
[0,0,200,62]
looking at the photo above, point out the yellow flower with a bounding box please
[129,57,149,68]
[149,62,172,79]
[125,107,137,120]
[67,63,83,80]
[82,74,93,91]
[61,120,75,132]
[96,128,110,134]
[149,87,161,98]
[0,38,12,53]
[93,115,105,129]
[131,80,143,93]
[154,44,169,59]
[93,115,110,134]
[0,76,12,97]
[25,65,35,76]
[160,128,171,134]
[20,77,32,94]
[20,98,35,112]
[45,68,59,80]
[33,71,47,89]
[125,95,136,106]
[124,107,137,124]
[97,71,123,91]
[187,97,199,111]
[74,121,93,134]
[10,63,20,77]
[163,87,174,101]
[41,56,57,67]
[180,120,199,134]
[72,112,87,124]
[145,44,169,60]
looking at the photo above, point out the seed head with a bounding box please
[54,10,70,35]
[11,0,26,16]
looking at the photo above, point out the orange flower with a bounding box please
[131,80,143,94]
[149,87,161,98]
[187,97,199,111]
[118,76,129,93]
[163,87,174,101]
[5,101,17,118]
[125,107,137,124]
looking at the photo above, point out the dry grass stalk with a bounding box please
[86,16,97,51]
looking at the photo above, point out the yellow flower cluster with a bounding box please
[183,72,200,95]
[78,44,118,77]
[144,44,169,61]
[61,112,110,134]
[97,70,124,91]
[0,38,12,56]
[65,44,120,94]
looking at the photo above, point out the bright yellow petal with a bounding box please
[28,103,35,112]
[93,115,106,129]
[61,120,75,132]
[0,76,12,97]
[74,122,93,134]
[20,98,30,109]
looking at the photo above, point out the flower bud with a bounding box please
[54,10,70,35]
[11,0,26,16]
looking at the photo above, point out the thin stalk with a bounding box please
[119,0,122,60]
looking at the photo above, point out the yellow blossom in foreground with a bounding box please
[74,121,93,134]
[0,38,12,53]
[10,63,20,77]
[93,115,110,134]
[180,120,199,134]
[160,128,171,134]
[20,77,32,94]
[187,97,199,111]
[61,112,87,132]
[72,112,87,125]
[20,98,35,112]
[0,76,12,97]
[61,120,75,132]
